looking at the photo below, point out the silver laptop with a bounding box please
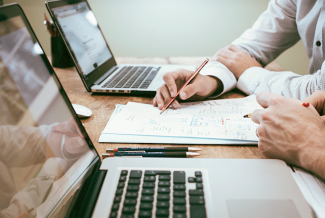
[45,0,196,96]
[0,4,313,218]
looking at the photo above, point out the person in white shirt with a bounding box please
[153,0,325,109]
[251,90,325,181]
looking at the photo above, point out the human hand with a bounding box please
[303,90,325,121]
[212,44,262,79]
[251,91,325,179]
[153,68,222,109]
[49,118,88,160]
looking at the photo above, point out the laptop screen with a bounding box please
[0,8,98,218]
[52,2,112,76]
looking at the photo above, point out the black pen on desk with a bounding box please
[102,152,200,158]
[106,147,201,152]
[160,58,209,115]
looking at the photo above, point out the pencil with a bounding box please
[52,129,84,138]
[160,58,209,114]
[243,113,251,118]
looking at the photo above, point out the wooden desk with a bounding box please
[53,57,279,159]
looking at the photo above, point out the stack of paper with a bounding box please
[99,95,262,144]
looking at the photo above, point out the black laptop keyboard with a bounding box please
[109,170,207,218]
[102,66,161,89]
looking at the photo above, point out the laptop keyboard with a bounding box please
[109,170,207,218]
[102,66,161,89]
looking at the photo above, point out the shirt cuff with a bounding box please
[237,67,272,95]
[200,61,236,98]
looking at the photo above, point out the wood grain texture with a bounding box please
[53,57,266,160]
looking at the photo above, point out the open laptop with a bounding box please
[45,0,196,96]
[0,4,314,218]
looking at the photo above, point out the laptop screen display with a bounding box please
[52,2,112,76]
[0,15,97,217]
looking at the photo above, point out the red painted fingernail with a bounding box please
[302,102,309,107]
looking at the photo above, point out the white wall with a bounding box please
[5,0,310,75]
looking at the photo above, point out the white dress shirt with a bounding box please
[200,0,325,100]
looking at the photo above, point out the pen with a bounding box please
[160,58,209,114]
[243,113,251,118]
[16,208,33,218]
[52,129,84,138]
[102,152,200,158]
[106,147,201,152]
[244,102,310,118]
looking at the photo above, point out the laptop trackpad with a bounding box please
[227,199,301,218]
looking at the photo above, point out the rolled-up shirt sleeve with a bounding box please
[237,63,325,100]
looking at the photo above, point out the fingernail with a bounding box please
[158,104,162,109]
[78,138,85,146]
[180,92,187,99]
[172,102,178,108]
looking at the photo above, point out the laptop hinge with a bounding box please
[94,66,119,85]
[67,160,107,218]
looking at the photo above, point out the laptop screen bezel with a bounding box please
[45,0,118,92]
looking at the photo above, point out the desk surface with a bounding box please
[53,57,275,159]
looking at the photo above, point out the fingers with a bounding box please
[303,90,325,115]
[250,109,264,124]
[154,84,179,110]
[255,91,283,108]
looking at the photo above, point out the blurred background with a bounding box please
[3,0,309,75]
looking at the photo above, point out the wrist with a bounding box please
[207,76,223,97]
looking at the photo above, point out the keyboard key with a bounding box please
[156,208,169,216]
[121,170,128,176]
[111,203,120,211]
[158,187,170,193]
[124,199,137,206]
[130,170,142,178]
[142,189,154,195]
[190,205,207,218]
[139,210,152,217]
[140,202,153,210]
[173,205,186,212]
[115,189,124,196]
[196,183,203,189]
[119,176,126,182]
[195,171,202,177]
[118,182,125,188]
[157,201,169,208]
[122,206,135,214]
[173,171,185,184]
[141,195,154,202]
[173,198,186,205]
[125,192,138,198]
[143,182,155,189]
[196,177,203,183]
[145,170,171,176]
[114,196,121,203]
[188,177,196,183]
[189,189,204,196]
[159,175,171,180]
[174,191,186,197]
[157,194,169,201]
[144,176,156,182]
[190,196,205,205]
[128,179,141,185]
[120,215,134,218]
[158,181,170,187]
[127,185,139,192]
[174,184,186,190]
[173,214,186,218]
[109,211,117,218]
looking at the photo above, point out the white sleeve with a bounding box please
[200,61,236,98]
[237,64,325,100]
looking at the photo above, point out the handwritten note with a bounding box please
[102,96,262,141]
